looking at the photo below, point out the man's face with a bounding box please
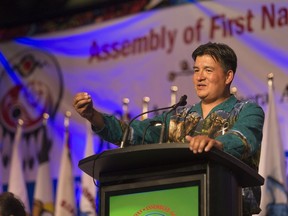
[193,54,232,104]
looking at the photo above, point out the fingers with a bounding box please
[186,135,205,153]
[204,139,216,152]
[186,135,223,154]
[73,92,91,108]
[73,92,93,119]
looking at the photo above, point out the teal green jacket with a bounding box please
[94,95,265,214]
[95,95,264,168]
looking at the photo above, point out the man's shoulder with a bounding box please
[235,98,265,117]
[236,98,263,109]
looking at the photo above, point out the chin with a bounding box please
[197,94,206,100]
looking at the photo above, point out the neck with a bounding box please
[201,94,231,118]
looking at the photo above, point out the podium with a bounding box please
[78,143,264,216]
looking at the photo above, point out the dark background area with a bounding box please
[0,0,135,28]
[0,1,208,42]
[0,0,175,41]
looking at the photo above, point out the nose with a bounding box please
[195,70,206,81]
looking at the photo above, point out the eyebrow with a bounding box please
[193,66,214,70]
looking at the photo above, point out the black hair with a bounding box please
[0,192,26,216]
[192,42,237,74]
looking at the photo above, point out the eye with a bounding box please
[193,68,199,73]
[205,68,213,73]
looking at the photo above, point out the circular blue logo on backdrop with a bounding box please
[0,48,63,171]
[0,48,63,135]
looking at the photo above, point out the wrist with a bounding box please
[89,110,105,130]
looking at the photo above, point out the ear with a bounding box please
[225,70,234,85]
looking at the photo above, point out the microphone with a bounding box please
[173,94,187,107]
[120,105,173,148]
[120,95,188,148]
[159,95,187,143]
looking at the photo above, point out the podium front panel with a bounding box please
[101,174,206,216]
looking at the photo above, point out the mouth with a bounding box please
[196,83,206,90]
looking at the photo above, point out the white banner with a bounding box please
[0,0,288,184]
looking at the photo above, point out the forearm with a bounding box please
[87,109,105,131]
[92,113,125,145]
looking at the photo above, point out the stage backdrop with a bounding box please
[0,0,288,184]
